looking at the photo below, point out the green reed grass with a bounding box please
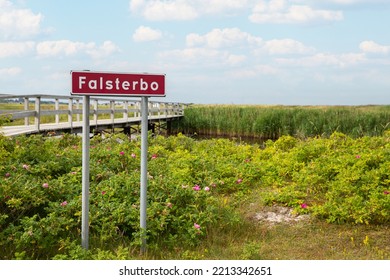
[173,105,390,139]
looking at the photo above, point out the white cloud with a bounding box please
[318,0,388,4]
[359,41,389,55]
[159,48,247,71]
[228,69,257,78]
[129,0,198,21]
[0,0,43,39]
[226,54,247,65]
[263,39,314,54]
[129,0,252,21]
[186,28,313,57]
[327,0,358,3]
[130,0,145,11]
[129,0,366,23]
[0,66,22,76]
[201,0,250,14]
[145,1,198,21]
[36,40,94,57]
[159,28,263,70]
[159,47,221,62]
[0,41,35,58]
[133,26,162,42]
[160,28,318,75]
[159,46,248,69]
[86,41,120,59]
[186,28,262,48]
[276,52,366,67]
[249,0,343,24]
[36,40,119,58]
[228,64,279,78]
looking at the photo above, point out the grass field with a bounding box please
[172,105,390,139]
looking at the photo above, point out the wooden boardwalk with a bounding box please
[0,94,186,137]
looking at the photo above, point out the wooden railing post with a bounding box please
[55,98,60,124]
[93,99,98,125]
[136,102,141,118]
[35,96,41,131]
[24,97,29,126]
[76,99,80,122]
[124,101,129,120]
[68,98,73,131]
[110,101,115,127]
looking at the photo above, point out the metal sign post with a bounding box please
[71,70,165,252]
[140,96,148,253]
[81,95,90,250]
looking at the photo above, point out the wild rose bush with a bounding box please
[0,133,222,259]
[0,131,389,259]
[260,132,390,224]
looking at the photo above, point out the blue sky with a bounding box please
[1,0,390,105]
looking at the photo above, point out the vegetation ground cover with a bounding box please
[173,105,390,139]
[0,131,389,260]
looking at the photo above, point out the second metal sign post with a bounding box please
[140,97,149,253]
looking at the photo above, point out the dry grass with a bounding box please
[142,189,390,260]
[194,212,390,260]
[144,218,390,260]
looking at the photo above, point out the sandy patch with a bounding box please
[253,206,310,225]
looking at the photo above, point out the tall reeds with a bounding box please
[172,105,390,139]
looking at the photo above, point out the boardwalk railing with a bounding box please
[0,94,187,136]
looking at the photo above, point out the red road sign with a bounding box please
[71,70,165,96]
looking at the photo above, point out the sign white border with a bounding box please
[70,70,166,97]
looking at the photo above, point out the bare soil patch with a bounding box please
[252,206,310,225]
